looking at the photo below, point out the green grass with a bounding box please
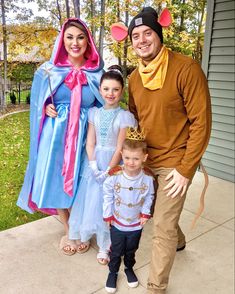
[0,111,46,231]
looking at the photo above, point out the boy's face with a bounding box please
[121,148,148,176]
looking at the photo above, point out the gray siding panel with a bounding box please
[211,104,235,115]
[209,137,234,150]
[208,80,234,90]
[212,28,235,38]
[209,64,234,73]
[206,144,234,158]
[202,158,234,174]
[210,89,234,99]
[211,38,235,47]
[216,0,234,3]
[208,72,234,81]
[215,1,235,11]
[201,0,235,182]
[212,113,234,124]
[202,166,234,182]
[211,129,235,141]
[203,152,234,166]
[213,20,235,29]
[212,121,235,132]
[210,46,235,55]
[214,11,235,20]
[210,55,235,63]
[212,97,235,107]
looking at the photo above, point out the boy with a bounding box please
[103,127,155,293]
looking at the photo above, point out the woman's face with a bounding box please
[63,25,88,64]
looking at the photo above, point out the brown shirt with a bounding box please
[128,50,211,179]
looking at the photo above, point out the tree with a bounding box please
[98,0,105,57]
[73,0,80,18]
[0,0,34,106]
[65,0,70,18]
[0,0,7,106]
[106,0,207,65]
[7,23,58,62]
[8,62,37,103]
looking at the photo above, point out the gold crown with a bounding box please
[126,127,146,141]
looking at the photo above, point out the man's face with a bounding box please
[131,25,162,65]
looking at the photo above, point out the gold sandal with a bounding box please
[59,235,77,256]
[76,240,90,254]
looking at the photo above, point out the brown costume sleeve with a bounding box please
[176,61,212,179]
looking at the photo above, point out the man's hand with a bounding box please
[163,169,189,198]
[45,103,57,118]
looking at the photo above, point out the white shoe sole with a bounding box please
[105,286,117,293]
[127,281,139,288]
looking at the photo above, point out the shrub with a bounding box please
[26,92,30,104]
[10,92,17,104]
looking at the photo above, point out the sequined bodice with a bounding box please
[94,106,121,148]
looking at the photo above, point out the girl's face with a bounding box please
[99,79,123,109]
[63,26,88,65]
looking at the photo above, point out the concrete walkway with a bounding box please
[0,172,234,294]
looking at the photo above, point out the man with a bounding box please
[127,7,212,294]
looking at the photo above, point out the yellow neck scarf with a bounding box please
[138,46,169,90]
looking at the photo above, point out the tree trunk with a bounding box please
[195,0,206,63]
[65,0,70,19]
[123,0,129,82]
[179,0,186,33]
[89,0,96,42]
[1,0,7,107]
[116,0,121,66]
[73,0,80,18]
[98,0,105,57]
[18,82,21,104]
[56,0,62,27]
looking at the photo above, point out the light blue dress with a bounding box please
[69,106,136,251]
[31,83,97,209]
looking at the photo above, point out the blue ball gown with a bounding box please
[17,18,104,215]
[69,106,136,252]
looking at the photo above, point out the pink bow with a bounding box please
[62,69,87,196]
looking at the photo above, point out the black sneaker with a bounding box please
[176,244,186,252]
[105,272,118,293]
[124,268,139,288]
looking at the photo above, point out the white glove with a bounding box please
[89,160,100,177]
[96,166,111,184]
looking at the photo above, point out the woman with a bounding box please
[17,18,104,255]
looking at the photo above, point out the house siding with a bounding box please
[202,0,235,182]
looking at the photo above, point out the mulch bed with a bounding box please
[0,104,30,118]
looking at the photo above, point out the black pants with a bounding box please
[109,226,142,273]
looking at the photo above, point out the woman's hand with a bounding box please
[45,103,57,118]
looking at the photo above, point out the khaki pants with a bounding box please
[147,168,187,294]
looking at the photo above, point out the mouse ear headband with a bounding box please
[111,7,172,42]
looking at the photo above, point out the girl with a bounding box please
[17,19,104,255]
[69,65,136,264]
